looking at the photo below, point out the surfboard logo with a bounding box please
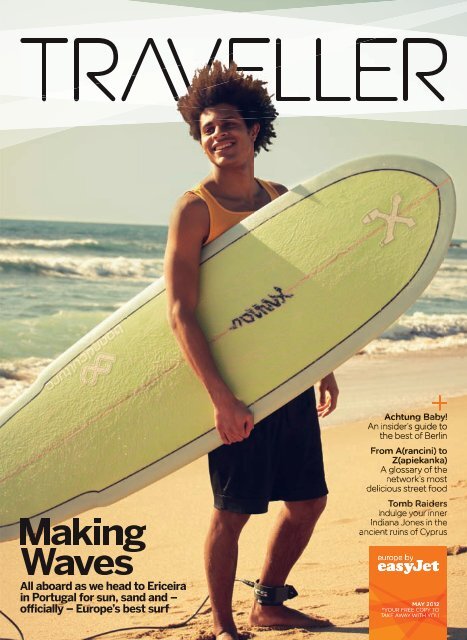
[362,193,416,245]
[44,326,124,390]
[229,286,294,331]
[80,353,116,386]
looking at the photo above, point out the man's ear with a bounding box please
[250,122,260,141]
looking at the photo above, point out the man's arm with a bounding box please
[164,193,254,445]
[271,182,340,418]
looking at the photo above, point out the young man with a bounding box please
[164,62,339,640]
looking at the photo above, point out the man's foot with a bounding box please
[216,632,238,640]
[249,602,332,628]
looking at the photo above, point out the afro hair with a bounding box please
[177,61,278,155]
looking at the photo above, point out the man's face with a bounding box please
[199,103,259,168]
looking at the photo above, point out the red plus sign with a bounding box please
[432,394,447,410]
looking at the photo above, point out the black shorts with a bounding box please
[208,387,328,514]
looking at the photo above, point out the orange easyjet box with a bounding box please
[369,546,447,640]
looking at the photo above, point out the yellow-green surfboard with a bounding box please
[0,156,456,540]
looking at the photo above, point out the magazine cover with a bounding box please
[0,1,466,640]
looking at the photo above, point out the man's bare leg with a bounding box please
[205,509,250,639]
[249,496,331,628]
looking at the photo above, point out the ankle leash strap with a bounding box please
[253,580,298,606]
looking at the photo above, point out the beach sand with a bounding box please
[0,349,466,640]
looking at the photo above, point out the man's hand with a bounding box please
[213,393,254,445]
[316,372,339,418]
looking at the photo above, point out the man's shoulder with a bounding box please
[267,181,288,196]
[175,189,208,212]
[167,190,211,246]
[171,190,210,224]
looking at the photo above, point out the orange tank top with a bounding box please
[189,179,280,245]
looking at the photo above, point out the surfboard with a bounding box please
[0,155,456,541]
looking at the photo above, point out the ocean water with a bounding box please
[0,218,466,406]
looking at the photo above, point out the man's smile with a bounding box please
[213,140,235,152]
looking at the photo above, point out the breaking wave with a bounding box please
[365,312,467,354]
[0,254,163,280]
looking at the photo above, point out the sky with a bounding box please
[1,115,466,238]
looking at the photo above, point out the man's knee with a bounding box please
[284,495,327,524]
[210,509,250,538]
